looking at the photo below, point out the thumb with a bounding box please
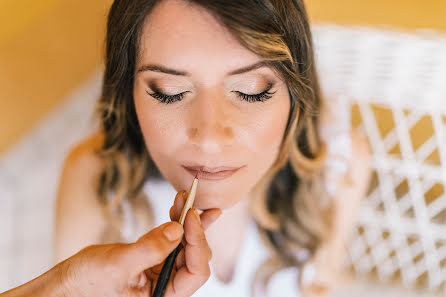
[118,222,184,275]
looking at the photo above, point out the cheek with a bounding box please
[137,110,177,154]
[134,91,183,157]
[132,84,290,210]
[246,96,290,162]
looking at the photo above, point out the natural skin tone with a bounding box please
[133,0,291,211]
[55,0,371,295]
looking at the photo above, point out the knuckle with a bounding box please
[143,240,165,263]
[101,260,121,279]
[194,232,207,246]
[151,247,165,263]
[102,262,115,273]
[202,265,211,282]
[196,265,211,286]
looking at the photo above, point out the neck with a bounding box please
[207,196,251,233]
[205,196,252,283]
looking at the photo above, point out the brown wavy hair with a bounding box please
[93,0,333,294]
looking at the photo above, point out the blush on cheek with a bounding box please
[137,106,183,157]
[249,100,290,176]
[254,115,287,156]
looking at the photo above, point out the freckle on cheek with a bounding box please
[189,127,198,139]
[224,127,234,138]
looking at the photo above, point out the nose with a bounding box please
[187,94,234,154]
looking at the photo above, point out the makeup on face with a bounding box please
[181,164,245,181]
[133,0,291,211]
[140,66,279,105]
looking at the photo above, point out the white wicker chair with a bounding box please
[313,24,446,295]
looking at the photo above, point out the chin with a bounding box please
[193,190,243,211]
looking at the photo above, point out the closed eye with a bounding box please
[146,82,276,104]
[146,90,189,104]
[232,82,276,103]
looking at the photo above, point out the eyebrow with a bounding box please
[136,61,268,76]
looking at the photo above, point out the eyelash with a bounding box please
[147,90,187,104]
[146,83,276,104]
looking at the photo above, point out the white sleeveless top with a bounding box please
[120,178,301,297]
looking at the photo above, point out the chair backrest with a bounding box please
[313,24,446,293]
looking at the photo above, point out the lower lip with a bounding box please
[183,166,240,181]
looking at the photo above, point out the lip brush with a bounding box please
[152,170,201,297]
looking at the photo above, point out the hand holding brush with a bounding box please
[150,173,222,297]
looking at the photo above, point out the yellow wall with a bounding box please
[0,0,60,44]
[306,0,446,33]
[0,0,111,156]
[1,0,446,156]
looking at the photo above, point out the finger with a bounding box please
[175,248,186,269]
[168,208,212,296]
[149,262,164,275]
[119,221,184,276]
[170,190,187,222]
[199,208,222,230]
[128,272,149,290]
[184,209,212,262]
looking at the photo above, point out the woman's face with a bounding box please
[133,0,291,211]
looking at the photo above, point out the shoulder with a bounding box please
[54,130,108,262]
[334,128,372,200]
[63,130,106,177]
[57,129,107,213]
[349,129,371,178]
[350,129,370,159]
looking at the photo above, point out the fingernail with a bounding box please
[163,223,183,241]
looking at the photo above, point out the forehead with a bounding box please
[138,0,262,79]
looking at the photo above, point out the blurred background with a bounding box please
[1,0,446,296]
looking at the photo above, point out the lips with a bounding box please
[182,165,243,181]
